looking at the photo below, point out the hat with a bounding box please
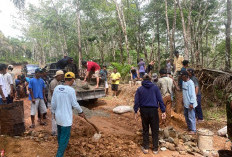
[180,70,189,76]
[35,68,43,73]
[152,73,158,79]
[8,65,14,69]
[54,70,64,77]
[65,72,75,79]
[187,68,194,75]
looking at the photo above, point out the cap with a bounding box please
[35,68,43,73]
[152,73,158,79]
[54,70,64,77]
[180,70,189,76]
[65,72,75,79]
[8,65,14,69]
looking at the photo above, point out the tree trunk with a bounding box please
[176,0,189,60]
[157,22,161,71]
[225,0,231,71]
[164,0,174,59]
[172,1,177,52]
[76,0,82,69]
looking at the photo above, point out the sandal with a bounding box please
[141,146,149,154]
[29,124,35,128]
[40,122,47,126]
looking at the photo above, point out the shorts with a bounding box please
[139,72,145,78]
[90,70,100,77]
[31,99,47,116]
[105,81,109,89]
[111,84,119,91]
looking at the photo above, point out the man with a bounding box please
[28,68,47,128]
[56,57,73,69]
[51,72,85,157]
[134,74,166,154]
[145,60,155,76]
[138,58,146,79]
[166,59,172,75]
[110,68,121,98]
[0,65,7,104]
[8,65,15,81]
[81,61,101,88]
[151,73,158,84]
[181,60,189,72]
[1,64,14,104]
[130,66,138,85]
[181,71,197,134]
[187,68,204,122]
[48,70,64,136]
[173,51,184,79]
[227,92,232,144]
[100,66,109,95]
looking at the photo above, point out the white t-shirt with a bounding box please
[51,85,83,127]
[3,73,13,95]
[0,74,8,98]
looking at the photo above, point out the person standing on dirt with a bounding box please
[81,61,101,88]
[51,72,85,157]
[187,68,204,123]
[110,68,121,98]
[48,70,64,136]
[181,71,197,134]
[1,64,14,104]
[145,60,155,76]
[29,68,47,128]
[134,74,166,154]
[138,58,146,79]
[227,92,232,144]
[173,51,184,79]
[0,65,7,104]
[100,66,109,95]
[130,66,138,85]
[56,57,73,69]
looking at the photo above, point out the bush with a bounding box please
[109,62,132,80]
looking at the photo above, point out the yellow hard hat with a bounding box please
[65,72,75,79]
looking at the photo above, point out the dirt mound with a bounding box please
[118,85,139,106]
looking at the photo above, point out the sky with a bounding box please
[0,0,38,38]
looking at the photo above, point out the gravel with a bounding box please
[73,106,110,118]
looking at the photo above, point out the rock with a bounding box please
[179,151,187,155]
[202,150,211,157]
[192,147,201,153]
[166,137,174,144]
[136,131,142,136]
[211,151,219,157]
[178,133,184,140]
[38,133,45,138]
[164,128,169,138]
[183,135,192,142]
[169,130,177,138]
[160,147,167,151]
[173,138,179,146]
[34,137,40,142]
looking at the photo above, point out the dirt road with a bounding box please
[0,67,231,157]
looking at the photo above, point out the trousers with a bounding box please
[184,107,196,132]
[140,107,159,151]
[195,94,203,120]
[56,125,71,157]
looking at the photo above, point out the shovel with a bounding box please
[83,117,101,141]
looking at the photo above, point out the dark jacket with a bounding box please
[134,80,166,113]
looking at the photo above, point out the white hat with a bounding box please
[8,65,14,69]
[54,70,64,77]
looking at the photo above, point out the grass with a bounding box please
[203,106,226,122]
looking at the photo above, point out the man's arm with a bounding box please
[195,86,199,96]
[51,90,57,114]
[71,90,85,118]
[84,71,90,81]
[155,87,166,113]
[188,83,196,109]
[29,88,35,103]
[134,89,140,113]
[0,85,6,102]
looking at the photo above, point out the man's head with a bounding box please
[174,50,179,57]
[143,74,151,81]
[67,57,73,64]
[55,70,64,81]
[113,68,117,73]
[182,60,189,67]
[42,68,48,76]
[140,58,143,62]
[81,61,87,68]
[152,73,158,82]
[150,60,155,65]
[187,68,194,77]
[35,68,43,78]
[1,64,7,74]
[0,64,3,74]
[8,65,14,71]
[103,65,107,70]
[64,72,75,86]
[159,69,167,77]
[181,70,189,82]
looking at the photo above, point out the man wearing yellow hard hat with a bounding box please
[51,72,85,157]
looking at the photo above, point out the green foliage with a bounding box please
[109,62,131,79]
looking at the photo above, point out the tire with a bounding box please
[89,98,98,103]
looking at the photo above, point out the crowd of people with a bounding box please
[133,50,204,154]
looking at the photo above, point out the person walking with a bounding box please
[181,71,197,134]
[110,68,121,98]
[187,68,204,123]
[29,68,47,128]
[138,59,146,79]
[51,72,85,157]
[1,64,14,104]
[134,74,166,154]
[48,70,64,136]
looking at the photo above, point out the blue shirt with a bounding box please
[182,79,198,108]
[28,78,45,100]
[26,77,30,83]
[51,85,83,127]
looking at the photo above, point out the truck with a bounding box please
[45,63,106,102]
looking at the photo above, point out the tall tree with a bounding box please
[76,0,82,69]
[225,0,231,71]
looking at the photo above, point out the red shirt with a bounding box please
[87,61,100,72]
